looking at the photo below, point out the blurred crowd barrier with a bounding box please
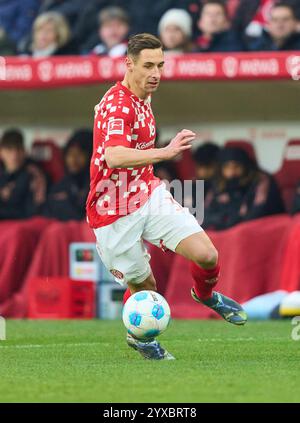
[1,214,300,318]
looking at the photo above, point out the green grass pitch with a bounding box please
[0,319,299,403]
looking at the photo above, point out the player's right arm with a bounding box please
[105,129,196,169]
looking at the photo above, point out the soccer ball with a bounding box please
[122,290,171,340]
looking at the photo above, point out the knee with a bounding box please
[129,274,157,293]
[194,246,218,269]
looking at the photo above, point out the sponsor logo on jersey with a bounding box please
[135,139,155,150]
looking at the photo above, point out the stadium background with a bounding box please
[1,0,300,320]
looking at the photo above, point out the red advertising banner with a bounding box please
[0,52,300,89]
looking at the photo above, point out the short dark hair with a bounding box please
[193,142,220,165]
[0,128,24,149]
[64,128,93,158]
[127,33,162,58]
[201,0,228,19]
[99,6,130,26]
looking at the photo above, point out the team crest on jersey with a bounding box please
[110,269,124,280]
[108,119,124,135]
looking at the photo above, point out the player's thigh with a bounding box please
[175,231,218,266]
[94,217,151,285]
[142,186,203,254]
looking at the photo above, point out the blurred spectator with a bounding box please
[175,1,241,38]
[247,3,300,50]
[203,147,285,230]
[193,142,220,195]
[0,27,17,55]
[158,8,193,53]
[28,11,77,57]
[195,0,243,52]
[233,0,300,38]
[291,181,300,214]
[154,161,179,182]
[43,129,92,221]
[87,6,129,56]
[0,129,47,220]
[179,141,221,218]
[173,1,207,38]
[153,130,179,191]
[38,0,83,28]
[233,0,275,38]
[154,160,196,213]
[0,0,39,51]
[128,0,176,36]
[286,0,300,20]
[72,0,125,51]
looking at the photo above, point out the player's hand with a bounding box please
[162,129,196,161]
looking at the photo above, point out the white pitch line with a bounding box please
[197,337,285,342]
[198,337,256,342]
[0,337,287,349]
[0,342,108,349]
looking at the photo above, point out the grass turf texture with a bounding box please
[0,319,299,403]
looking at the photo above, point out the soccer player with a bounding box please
[86,33,247,360]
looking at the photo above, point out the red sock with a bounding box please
[190,261,220,300]
[123,288,132,304]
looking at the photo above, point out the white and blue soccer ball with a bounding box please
[122,290,171,340]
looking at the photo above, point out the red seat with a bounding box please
[225,139,257,163]
[31,139,64,183]
[275,139,300,211]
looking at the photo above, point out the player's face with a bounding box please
[130,48,164,96]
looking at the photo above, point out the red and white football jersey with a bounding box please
[86,81,161,228]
